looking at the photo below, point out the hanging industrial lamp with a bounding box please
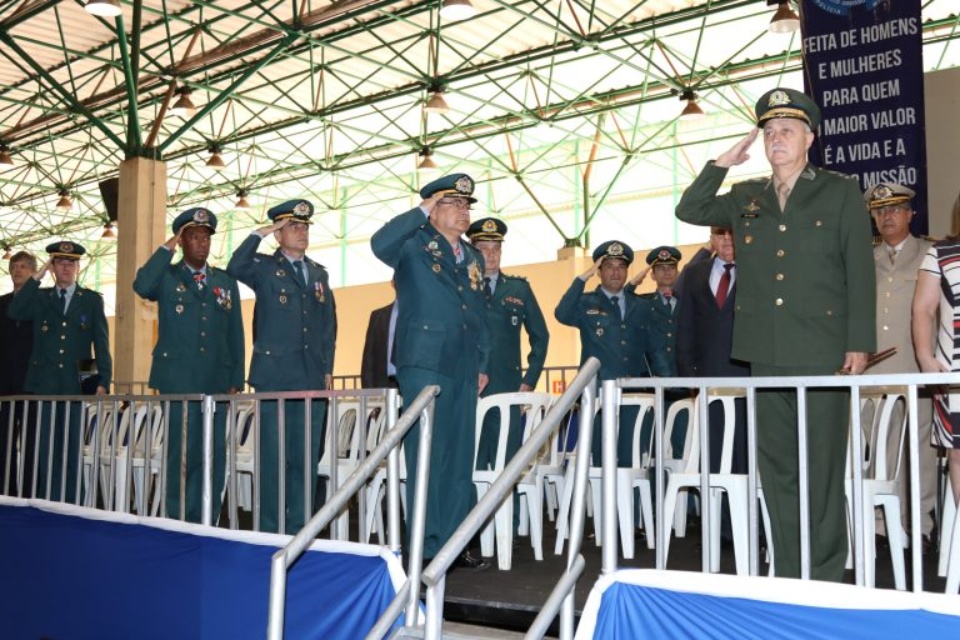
[424,86,450,114]
[168,87,197,119]
[679,90,705,120]
[440,0,475,21]
[0,143,13,166]
[101,222,117,240]
[417,147,439,172]
[769,1,800,34]
[206,145,226,171]
[84,0,122,17]
[56,189,73,210]
[235,189,252,209]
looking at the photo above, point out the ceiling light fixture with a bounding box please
[679,89,705,120]
[84,0,122,18]
[423,86,450,114]
[2,246,11,260]
[206,145,226,171]
[769,1,800,34]
[440,0,476,21]
[0,143,13,166]
[168,86,197,119]
[417,147,438,172]
[56,189,73,210]
[235,189,251,209]
[101,222,117,240]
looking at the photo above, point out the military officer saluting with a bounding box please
[227,199,337,535]
[8,241,112,503]
[133,207,244,523]
[555,240,669,466]
[468,217,549,501]
[371,172,491,570]
[636,246,682,376]
[676,87,875,581]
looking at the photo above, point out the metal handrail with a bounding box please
[267,385,437,640]
[413,357,601,640]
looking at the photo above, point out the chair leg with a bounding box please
[524,483,544,561]
[554,465,575,555]
[590,479,603,546]
[638,481,655,550]
[660,480,680,567]
[881,497,906,591]
[616,475,635,560]
[496,493,514,570]
[518,492,530,537]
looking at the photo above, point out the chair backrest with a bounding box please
[851,388,908,482]
[475,392,554,471]
[624,393,656,468]
[662,397,698,472]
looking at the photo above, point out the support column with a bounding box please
[113,157,167,393]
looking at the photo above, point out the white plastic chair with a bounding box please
[614,393,657,559]
[473,392,553,570]
[226,400,257,511]
[130,401,165,516]
[846,389,908,590]
[659,392,764,576]
[81,401,121,509]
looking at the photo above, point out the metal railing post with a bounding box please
[600,379,618,574]
[202,395,215,527]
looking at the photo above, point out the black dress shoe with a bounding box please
[454,550,492,571]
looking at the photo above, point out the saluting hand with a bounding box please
[419,193,443,214]
[629,266,651,288]
[34,257,53,282]
[258,218,289,237]
[579,257,604,282]
[163,227,184,252]
[715,129,759,169]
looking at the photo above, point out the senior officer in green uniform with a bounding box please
[227,199,337,535]
[133,208,244,523]
[8,241,112,503]
[676,87,876,581]
[468,217,549,496]
[555,240,669,466]
[371,173,491,570]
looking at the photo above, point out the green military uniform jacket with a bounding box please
[482,272,549,394]
[227,234,337,392]
[133,247,245,393]
[371,206,490,376]
[676,161,876,366]
[637,291,679,376]
[8,278,113,394]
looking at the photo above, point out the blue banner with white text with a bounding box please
[802,0,927,235]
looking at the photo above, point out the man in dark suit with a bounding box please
[133,208,245,523]
[361,297,399,390]
[371,172,491,570]
[0,251,37,496]
[228,199,337,535]
[8,241,113,503]
[677,226,750,541]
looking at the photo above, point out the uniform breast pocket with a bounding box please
[503,304,525,327]
[588,313,612,338]
[795,217,839,254]
[734,219,767,256]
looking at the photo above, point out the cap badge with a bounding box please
[455,176,473,195]
[608,243,624,257]
[60,242,73,253]
[873,185,893,201]
[768,90,790,107]
[294,202,310,216]
[193,209,210,223]
[658,248,671,261]
[482,219,497,233]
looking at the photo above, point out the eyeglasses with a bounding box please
[437,198,472,210]
[873,205,908,217]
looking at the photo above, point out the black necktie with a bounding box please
[483,276,492,299]
[59,288,67,315]
[611,295,622,320]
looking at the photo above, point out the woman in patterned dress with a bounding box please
[913,192,960,504]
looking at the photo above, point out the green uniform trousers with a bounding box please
[753,362,849,582]
[164,400,226,524]
[400,365,478,559]
[257,399,326,534]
